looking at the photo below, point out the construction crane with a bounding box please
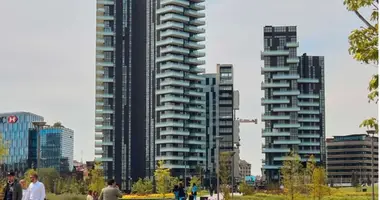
[237,118,258,124]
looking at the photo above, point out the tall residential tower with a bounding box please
[261,26,325,182]
[155,0,207,178]
[95,0,156,190]
[203,64,241,186]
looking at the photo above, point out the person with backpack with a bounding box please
[191,183,197,200]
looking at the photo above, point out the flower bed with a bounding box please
[121,193,175,199]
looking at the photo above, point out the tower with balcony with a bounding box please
[298,53,326,165]
[261,26,325,183]
[155,0,207,178]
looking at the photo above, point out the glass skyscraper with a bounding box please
[0,112,44,174]
[95,0,157,190]
[40,127,74,173]
[261,26,326,183]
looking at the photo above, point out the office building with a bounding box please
[0,112,44,174]
[239,159,252,179]
[39,126,74,173]
[95,0,156,189]
[326,134,378,185]
[261,25,325,182]
[203,64,240,186]
[155,0,206,178]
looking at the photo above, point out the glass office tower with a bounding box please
[40,127,74,173]
[0,112,44,175]
[155,0,207,178]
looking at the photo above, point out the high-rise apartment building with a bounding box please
[155,0,206,178]
[0,112,44,175]
[95,0,156,190]
[261,26,325,183]
[203,64,240,186]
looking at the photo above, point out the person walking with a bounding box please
[87,190,94,200]
[99,180,122,200]
[191,184,198,200]
[178,183,186,200]
[3,171,22,200]
[208,185,213,197]
[19,180,28,200]
[173,185,179,200]
[24,172,46,200]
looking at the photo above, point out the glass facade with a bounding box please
[40,127,74,173]
[0,112,44,174]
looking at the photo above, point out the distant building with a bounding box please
[203,64,240,186]
[239,159,251,179]
[39,126,74,173]
[326,134,378,185]
[0,112,44,174]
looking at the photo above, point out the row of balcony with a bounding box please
[160,147,206,153]
[156,139,205,145]
[156,122,205,129]
[156,156,206,161]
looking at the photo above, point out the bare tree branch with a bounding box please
[355,10,376,29]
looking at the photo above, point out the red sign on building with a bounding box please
[7,116,18,123]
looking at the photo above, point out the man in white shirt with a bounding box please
[24,173,45,200]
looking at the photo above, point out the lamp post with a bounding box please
[366,129,376,200]
[231,142,240,200]
[32,121,46,172]
[215,136,223,200]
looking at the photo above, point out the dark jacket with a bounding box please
[3,180,22,200]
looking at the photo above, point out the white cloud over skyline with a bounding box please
[0,0,377,175]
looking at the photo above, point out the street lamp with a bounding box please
[32,121,46,172]
[366,129,376,200]
[215,136,223,200]
[231,142,240,200]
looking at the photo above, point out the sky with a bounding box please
[0,0,377,176]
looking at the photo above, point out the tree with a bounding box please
[187,176,201,193]
[351,171,360,187]
[53,122,65,128]
[219,152,232,200]
[168,176,179,192]
[132,178,153,195]
[154,160,171,198]
[344,0,379,133]
[37,168,60,193]
[280,152,303,200]
[0,135,8,158]
[238,181,254,196]
[311,167,328,200]
[88,162,105,193]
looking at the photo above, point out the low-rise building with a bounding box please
[326,134,378,185]
[239,159,252,180]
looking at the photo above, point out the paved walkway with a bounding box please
[201,193,242,200]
